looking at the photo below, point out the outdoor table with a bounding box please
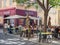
[40,32,52,43]
[41,32,52,35]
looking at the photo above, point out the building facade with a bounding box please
[0,0,37,26]
[0,0,60,26]
[38,7,60,26]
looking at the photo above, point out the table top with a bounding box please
[41,32,52,35]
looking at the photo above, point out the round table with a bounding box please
[40,32,52,43]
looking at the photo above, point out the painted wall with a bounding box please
[48,8,58,26]
[0,0,16,9]
[37,7,59,26]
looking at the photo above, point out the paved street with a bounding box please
[0,29,60,45]
[0,33,40,45]
[0,29,39,45]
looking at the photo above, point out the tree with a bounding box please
[16,0,60,31]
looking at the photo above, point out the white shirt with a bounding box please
[4,23,8,28]
[11,23,14,27]
[8,25,10,28]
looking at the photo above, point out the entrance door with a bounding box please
[4,15,10,24]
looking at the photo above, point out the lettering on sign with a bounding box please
[3,11,10,15]
[25,11,34,15]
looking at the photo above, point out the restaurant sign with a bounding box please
[0,8,16,15]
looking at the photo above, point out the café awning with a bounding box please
[29,16,39,20]
[5,15,26,19]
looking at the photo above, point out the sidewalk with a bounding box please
[1,28,60,45]
[0,33,60,45]
[20,35,60,45]
[7,34,53,45]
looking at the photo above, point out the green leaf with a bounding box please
[34,4,39,9]
[49,0,60,7]
[16,0,60,9]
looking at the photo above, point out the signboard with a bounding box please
[0,8,15,15]
[0,16,3,24]
[0,8,37,17]
[16,9,37,17]
[3,11,10,15]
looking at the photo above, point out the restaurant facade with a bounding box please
[0,7,37,26]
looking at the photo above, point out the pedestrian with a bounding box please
[18,25,23,37]
[4,23,8,35]
[11,23,14,28]
[51,27,55,37]
[55,27,59,38]
[58,26,60,39]
[25,26,29,37]
[31,25,34,37]
[9,24,13,34]
[8,24,10,33]
[34,25,37,33]
[23,26,26,37]
[38,26,42,42]
[14,26,18,34]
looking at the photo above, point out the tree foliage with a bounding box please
[16,0,60,9]
[49,0,60,6]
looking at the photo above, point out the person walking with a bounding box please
[51,27,55,37]
[55,27,59,38]
[58,26,60,39]
[18,25,23,37]
[7,24,11,34]
[31,25,34,37]
[4,23,8,35]
[39,26,42,42]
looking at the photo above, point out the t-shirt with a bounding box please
[4,23,8,28]
[8,25,10,28]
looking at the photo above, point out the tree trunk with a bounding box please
[44,10,48,32]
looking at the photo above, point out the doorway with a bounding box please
[4,15,10,24]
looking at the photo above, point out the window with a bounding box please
[0,1,2,8]
[4,0,6,7]
[10,0,13,5]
